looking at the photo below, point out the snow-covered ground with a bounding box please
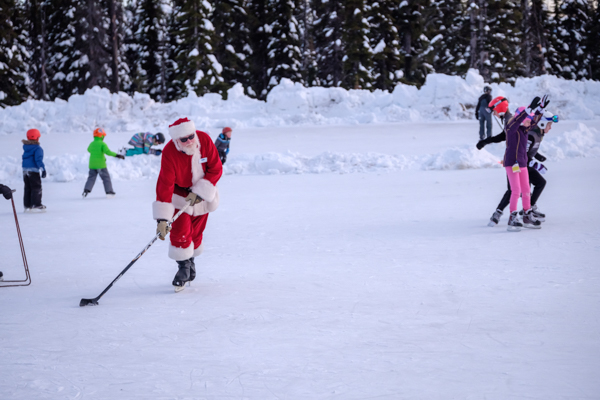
[1,115,600,398]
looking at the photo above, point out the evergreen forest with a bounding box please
[1,0,599,107]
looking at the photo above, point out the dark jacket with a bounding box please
[215,133,230,155]
[475,93,492,119]
[22,141,46,172]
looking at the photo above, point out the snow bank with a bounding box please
[2,123,597,183]
[1,71,599,136]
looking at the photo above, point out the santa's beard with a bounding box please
[174,138,200,155]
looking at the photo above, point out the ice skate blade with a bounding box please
[523,223,541,229]
[174,282,190,293]
[488,220,497,227]
[29,208,46,213]
[507,226,521,232]
[106,194,115,199]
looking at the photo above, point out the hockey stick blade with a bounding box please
[80,298,99,307]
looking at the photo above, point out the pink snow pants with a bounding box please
[505,166,531,212]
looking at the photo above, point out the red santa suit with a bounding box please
[153,118,223,260]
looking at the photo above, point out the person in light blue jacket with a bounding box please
[22,129,47,212]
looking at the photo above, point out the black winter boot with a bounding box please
[172,259,192,287]
[189,257,196,282]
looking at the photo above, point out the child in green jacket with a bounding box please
[83,128,124,198]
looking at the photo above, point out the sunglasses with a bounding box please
[179,133,195,143]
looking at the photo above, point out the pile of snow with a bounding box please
[1,70,599,136]
[1,124,597,183]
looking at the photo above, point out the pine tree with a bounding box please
[427,0,469,76]
[246,0,272,98]
[482,0,523,83]
[367,0,403,91]
[212,0,251,95]
[588,0,600,80]
[528,0,552,76]
[105,0,129,93]
[296,0,316,86]
[80,0,111,90]
[313,0,345,87]
[169,0,225,99]
[395,0,431,86]
[342,0,372,89]
[126,0,169,100]
[266,0,303,91]
[44,0,82,100]
[0,0,29,106]
[27,0,49,100]
[551,0,591,80]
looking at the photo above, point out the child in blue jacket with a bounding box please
[22,129,47,212]
[215,127,232,164]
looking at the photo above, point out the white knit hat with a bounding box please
[168,118,196,140]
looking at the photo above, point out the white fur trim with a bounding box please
[173,190,220,216]
[193,243,204,257]
[190,147,205,184]
[168,242,194,261]
[172,193,194,215]
[153,201,175,220]
[191,179,217,202]
[169,120,196,140]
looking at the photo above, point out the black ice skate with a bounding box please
[523,209,542,229]
[173,258,193,292]
[531,204,545,222]
[82,190,90,198]
[189,257,196,282]
[488,209,503,226]
[507,211,523,232]
[30,205,47,213]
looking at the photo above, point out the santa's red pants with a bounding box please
[170,211,208,254]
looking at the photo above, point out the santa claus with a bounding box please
[153,117,223,289]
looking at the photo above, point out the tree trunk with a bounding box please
[107,0,120,93]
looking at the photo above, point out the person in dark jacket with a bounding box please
[477,111,557,226]
[475,86,493,140]
[214,127,232,164]
[22,129,47,213]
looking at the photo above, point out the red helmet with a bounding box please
[27,129,41,140]
[488,96,508,115]
[93,127,107,137]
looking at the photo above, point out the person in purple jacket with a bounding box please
[503,95,549,231]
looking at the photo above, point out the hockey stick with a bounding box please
[0,191,32,288]
[79,201,192,306]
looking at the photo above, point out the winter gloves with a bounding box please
[149,149,162,156]
[157,219,171,240]
[526,95,550,115]
[476,140,485,150]
[0,184,13,200]
[41,170,47,178]
[185,192,203,205]
[115,154,125,160]
[529,160,547,175]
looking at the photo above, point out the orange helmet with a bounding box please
[93,128,107,137]
[27,129,41,140]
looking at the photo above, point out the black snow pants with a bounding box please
[496,166,547,211]
[23,171,43,208]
